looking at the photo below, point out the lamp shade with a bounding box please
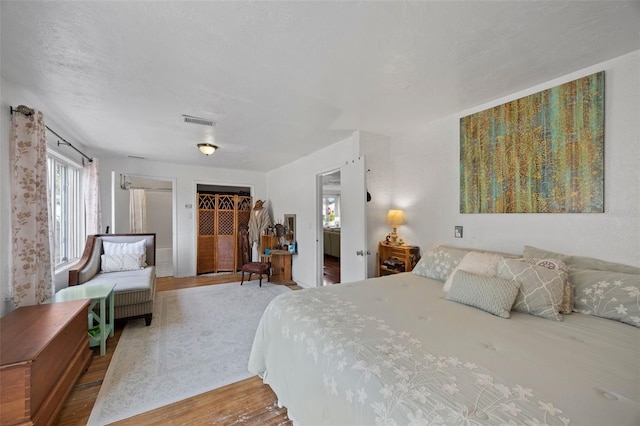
[386,209,405,226]
[197,143,218,156]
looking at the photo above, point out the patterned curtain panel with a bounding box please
[129,188,147,233]
[9,108,53,307]
[83,157,102,234]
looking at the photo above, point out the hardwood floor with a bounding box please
[56,274,299,425]
[323,254,340,285]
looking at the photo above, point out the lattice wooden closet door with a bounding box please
[197,194,252,274]
[197,194,217,274]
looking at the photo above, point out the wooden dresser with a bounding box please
[1,299,92,426]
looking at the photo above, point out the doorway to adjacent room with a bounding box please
[119,174,175,277]
[321,171,341,284]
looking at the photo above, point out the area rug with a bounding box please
[87,280,290,425]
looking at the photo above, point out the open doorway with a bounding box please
[321,171,341,285]
[317,157,367,285]
[120,175,175,277]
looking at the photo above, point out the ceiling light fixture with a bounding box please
[198,143,218,156]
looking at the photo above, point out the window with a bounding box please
[323,195,341,227]
[47,152,84,268]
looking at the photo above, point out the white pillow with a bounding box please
[443,251,501,292]
[103,240,146,256]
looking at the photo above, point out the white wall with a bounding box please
[145,190,173,248]
[388,51,640,266]
[98,156,268,278]
[358,131,392,277]
[267,133,359,287]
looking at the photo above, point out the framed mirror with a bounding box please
[284,214,296,244]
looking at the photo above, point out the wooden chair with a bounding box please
[239,225,271,287]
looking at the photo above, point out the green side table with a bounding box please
[48,283,115,356]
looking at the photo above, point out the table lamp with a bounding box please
[386,209,405,245]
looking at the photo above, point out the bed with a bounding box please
[249,246,640,425]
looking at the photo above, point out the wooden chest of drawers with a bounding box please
[1,299,92,426]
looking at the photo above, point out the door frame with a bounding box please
[111,172,177,276]
[315,157,367,286]
[193,181,255,275]
[316,168,340,286]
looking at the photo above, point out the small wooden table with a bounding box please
[261,249,294,284]
[48,283,116,356]
[377,242,421,277]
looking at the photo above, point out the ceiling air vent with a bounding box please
[182,115,214,127]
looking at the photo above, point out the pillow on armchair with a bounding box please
[101,253,146,273]
[104,240,146,258]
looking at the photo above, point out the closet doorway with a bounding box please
[196,184,251,275]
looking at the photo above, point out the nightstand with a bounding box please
[377,242,421,276]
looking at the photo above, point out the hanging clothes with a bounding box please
[248,199,272,247]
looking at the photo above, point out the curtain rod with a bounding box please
[10,105,94,163]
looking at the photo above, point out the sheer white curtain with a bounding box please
[83,158,102,235]
[9,107,53,307]
[130,189,147,233]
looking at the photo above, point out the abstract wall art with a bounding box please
[460,71,604,213]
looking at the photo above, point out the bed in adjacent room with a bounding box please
[249,245,640,425]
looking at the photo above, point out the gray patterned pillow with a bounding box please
[524,245,640,274]
[523,246,572,263]
[524,258,572,314]
[446,270,521,318]
[570,269,640,328]
[412,245,470,282]
[101,253,146,272]
[443,251,501,292]
[497,258,564,321]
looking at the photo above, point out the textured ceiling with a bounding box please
[2,1,638,172]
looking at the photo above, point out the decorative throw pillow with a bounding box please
[524,245,639,275]
[443,251,501,292]
[569,256,640,275]
[101,253,146,272]
[523,246,572,263]
[446,270,520,318]
[103,240,146,256]
[524,258,572,314]
[412,245,470,282]
[497,258,565,321]
[570,269,640,328]
[103,240,147,267]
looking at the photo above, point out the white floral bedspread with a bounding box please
[249,274,640,426]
